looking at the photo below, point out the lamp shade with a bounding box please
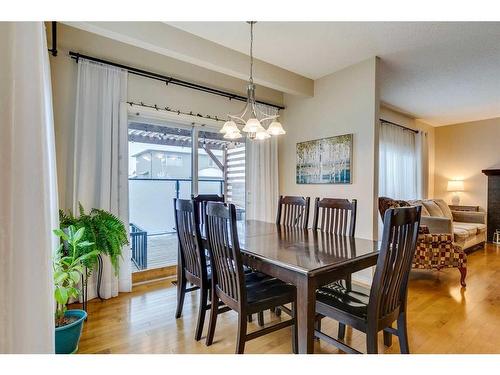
[255,130,271,140]
[223,130,242,140]
[447,180,464,192]
[220,120,238,134]
[242,118,265,133]
[267,121,286,135]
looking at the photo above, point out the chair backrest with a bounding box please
[174,198,206,280]
[312,198,357,236]
[276,195,310,229]
[192,194,225,228]
[369,206,422,321]
[205,202,245,307]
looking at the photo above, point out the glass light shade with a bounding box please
[255,130,271,140]
[447,180,464,192]
[220,120,238,134]
[223,130,243,140]
[267,121,286,135]
[242,118,265,133]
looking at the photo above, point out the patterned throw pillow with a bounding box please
[378,197,411,218]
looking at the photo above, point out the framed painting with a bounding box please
[296,133,353,184]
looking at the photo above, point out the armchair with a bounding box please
[379,197,467,287]
[415,226,467,287]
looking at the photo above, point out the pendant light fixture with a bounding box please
[220,21,286,140]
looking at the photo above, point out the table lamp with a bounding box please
[447,180,464,205]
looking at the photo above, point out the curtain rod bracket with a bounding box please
[48,22,58,56]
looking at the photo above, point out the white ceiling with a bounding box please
[167,22,500,126]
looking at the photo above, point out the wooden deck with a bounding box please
[132,234,178,272]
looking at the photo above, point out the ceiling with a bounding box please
[167,22,500,126]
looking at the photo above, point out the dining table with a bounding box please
[232,219,380,354]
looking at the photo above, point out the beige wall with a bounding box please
[46,23,284,208]
[434,117,500,210]
[379,105,436,197]
[279,57,380,241]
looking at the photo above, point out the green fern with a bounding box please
[59,203,128,275]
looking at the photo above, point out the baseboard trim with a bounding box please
[132,265,177,284]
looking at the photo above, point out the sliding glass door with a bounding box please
[128,118,246,273]
[128,121,192,272]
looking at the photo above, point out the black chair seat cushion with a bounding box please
[246,278,295,313]
[206,268,271,284]
[316,282,370,318]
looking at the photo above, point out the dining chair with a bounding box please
[204,202,298,354]
[314,205,422,354]
[276,195,310,229]
[192,193,224,229]
[192,193,267,325]
[312,198,357,337]
[312,198,357,236]
[174,198,217,341]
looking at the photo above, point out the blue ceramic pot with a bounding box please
[55,309,87,354]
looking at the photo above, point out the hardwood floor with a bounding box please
[75,243,500,354]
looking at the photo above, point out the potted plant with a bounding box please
[53,225,98,354]
[59,204,128,275]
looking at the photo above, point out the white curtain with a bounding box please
[378,122,418,200]
[245,105,280,222]
[69,59,131,300]
[416,131,429,199]
[0,22,58,353]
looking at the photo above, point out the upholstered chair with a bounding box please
[378,197,467,287]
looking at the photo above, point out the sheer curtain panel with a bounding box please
[416,131,429,199]
[69,59,131,300]
[0,22,58,353]
[245,105,280,222]
[378,122,418,200]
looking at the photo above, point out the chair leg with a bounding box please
[205,292,219,346]
[314,316,322,341]
[345,275,352,291]
[366,329,378,354]
[459,267,467,287]
[397,312,410,354]
[383,329,393,347]
[194,286,208,341]
[175,272,187,319]
[275,307,282,316]
[338,323,346,340]
[291,302,298,354]
[257,311,265,327]
[236,313,248,354]
[247,314,253,323]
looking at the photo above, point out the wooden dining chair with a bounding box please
[312,198,357,337]
[192,194,224,229]
[204,202,298,354]
[174,198,217,341]
[314,205,422,354]
[312,198,357,236]
[192,193,267,325]
[276,195,310,229]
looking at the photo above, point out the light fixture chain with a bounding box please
[250,21,254,83]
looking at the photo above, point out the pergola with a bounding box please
[128,121,245,205]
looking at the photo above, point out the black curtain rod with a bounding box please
[69,51,285,111]
[379,118,419,134]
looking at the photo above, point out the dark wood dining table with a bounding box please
[234,220,380,354]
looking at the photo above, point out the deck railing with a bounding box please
[129,177,224,198]
[130,223,148,270]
